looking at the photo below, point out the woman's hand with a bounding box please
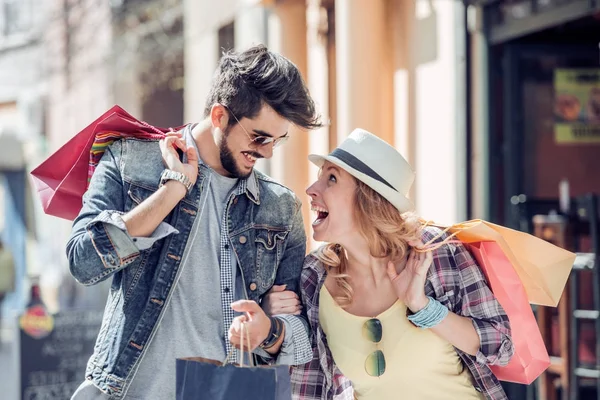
[386,240,433,313]
[261,285,302,316]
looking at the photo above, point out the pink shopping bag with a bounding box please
[30,105,185,220]
[466,241,551,384]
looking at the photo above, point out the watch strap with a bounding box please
[159,169,193,194]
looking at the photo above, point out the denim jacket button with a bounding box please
[249,283,257,291]
[106,254,117,267]
[239,236,247,244]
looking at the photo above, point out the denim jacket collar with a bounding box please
[245,172,260,205]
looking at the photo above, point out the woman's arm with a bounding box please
[444,241,514,365]
[396,228,514,366]
[430,311,481,356]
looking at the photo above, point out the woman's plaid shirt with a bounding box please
[290,227,514,400]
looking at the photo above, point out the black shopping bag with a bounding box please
[175,356,292,400]
[176,324,291,400]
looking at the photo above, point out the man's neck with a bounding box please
[191,119,230,177]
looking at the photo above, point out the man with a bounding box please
[68,45,320,399]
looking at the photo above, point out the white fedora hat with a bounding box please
[308,128,415,213]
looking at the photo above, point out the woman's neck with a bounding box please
[343,243,389,287]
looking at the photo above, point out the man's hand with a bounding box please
[228,300,272,351]
[261,284,302,316]
[158,131,199,187]
[121,132,198,238]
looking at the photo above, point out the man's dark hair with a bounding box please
[204,44,322,130]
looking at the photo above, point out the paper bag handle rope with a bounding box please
[413,220,468,253]
[223,322,257,368]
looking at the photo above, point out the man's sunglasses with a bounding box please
[363,318,386,377]
[223,105,289,148]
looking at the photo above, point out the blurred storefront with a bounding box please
[466,0,600,399]
[467,0,600,226]
[185,0,472,249]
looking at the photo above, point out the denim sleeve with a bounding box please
[66,141,176,286]
[104,212,178,251]
[256,200,311,365]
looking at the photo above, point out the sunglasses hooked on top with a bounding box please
[363,318,386,377]
[223,105,290,148]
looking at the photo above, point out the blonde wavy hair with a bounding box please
[314,180,422,308]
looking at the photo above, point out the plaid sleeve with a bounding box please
[450,241,514,366]
[276,314,312,365]
[290,256,326,400]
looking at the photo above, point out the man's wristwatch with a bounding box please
[159,169,193,194]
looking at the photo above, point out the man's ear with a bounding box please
[209,104,229,130]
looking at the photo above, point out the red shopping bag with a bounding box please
[30,105,185,220]
[466,241,551,384]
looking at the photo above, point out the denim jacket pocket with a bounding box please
[255,227,289,289]
[125,181,158,210]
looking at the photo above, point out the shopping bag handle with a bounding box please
[413,219,466,253]
[223,322,257,368]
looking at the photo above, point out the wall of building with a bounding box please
[396,0,468,225]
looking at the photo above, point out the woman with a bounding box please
[290,129,514,400]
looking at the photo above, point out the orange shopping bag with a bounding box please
[466,241,550,384]
[435,220,576,307]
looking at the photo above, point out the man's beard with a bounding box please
[219,133,261,179]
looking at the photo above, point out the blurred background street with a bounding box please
[1,0,600,399]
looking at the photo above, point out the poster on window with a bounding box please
[554,69,600,144]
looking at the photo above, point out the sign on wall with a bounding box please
[20,310,103,400]
[554,68,600,144]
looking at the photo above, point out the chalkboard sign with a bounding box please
[20,310,103,400]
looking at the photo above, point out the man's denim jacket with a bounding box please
[66,137,310,397]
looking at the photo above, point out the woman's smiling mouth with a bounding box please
[311,204,329,226]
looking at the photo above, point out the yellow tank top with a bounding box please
[319,286,484,400]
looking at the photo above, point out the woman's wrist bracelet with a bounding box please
[407,296,448,329]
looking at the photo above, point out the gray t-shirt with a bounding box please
[125,169,238,399]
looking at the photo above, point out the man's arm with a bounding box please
[257,200,312,364]
[66,134,198,286]
[121,133,198,237]
[229,200,312,365]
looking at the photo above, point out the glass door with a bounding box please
[497,44,600,227]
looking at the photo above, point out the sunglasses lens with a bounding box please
[363,318,382,343]
[365,350,386,377]
[273,136,289,148]
[253,136,269,145]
